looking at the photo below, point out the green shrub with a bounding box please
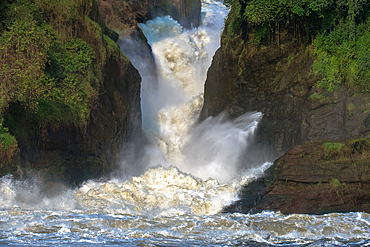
[349,138,369,153]
[330,178,343,188]
[223,0,370,94]
[39,38,98,125]
[0,2,50,112]
[322,142,347,160]
[0,122,16,149]
[0,118,19,168]
[313,18,370,93]
[323,142,346,152]
[0,0,101,127]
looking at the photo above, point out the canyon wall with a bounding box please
[201,27,370,159]
[98,0,201,30]
[205,0,370,214]
[1,0,142,185]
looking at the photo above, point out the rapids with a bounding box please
[1,0,370,246]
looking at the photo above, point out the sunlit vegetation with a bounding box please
[0,0,101,125]
[322,142,347,160]
[0,0,118,154]
[0,118,18,168]
[222,0,370,93]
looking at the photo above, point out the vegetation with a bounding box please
[223,0,370,93]
[0,0,125,161]
[323,142,346,152]
[330,178,343,188]
[0,118,18,168]
[0,0,103,126]
[349,138,369,153]
[322,142,347,160]
[0,118,16,149]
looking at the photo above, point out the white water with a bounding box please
[1,0,370,246]
[134,2,262,184]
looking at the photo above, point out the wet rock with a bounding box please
[223,138,370,214]
[201,30,370,158]
[148,0,201,29]
[98,0,201,30]
[2,0,142,186]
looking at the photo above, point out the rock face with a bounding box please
[148,0,201,29]
[201,30,370,159]
[3,0,142,185]
[223,138,370,214]
[98,0,201,30]
[98,0,149,29]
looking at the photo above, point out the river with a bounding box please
[0,0,370,246]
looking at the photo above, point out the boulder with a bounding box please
[223,138,370,214]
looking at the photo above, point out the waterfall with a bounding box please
[0,1,369,246]
[117,0,266,184]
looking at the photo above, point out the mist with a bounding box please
[116,2,269,184]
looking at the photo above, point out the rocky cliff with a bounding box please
[1,0,141,186]
[202,0,370,214]
[98,0,201,30]
[201,18,370,159]
[224,138,370,214]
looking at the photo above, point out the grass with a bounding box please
[330,178,343,188]
[323,142,347,152]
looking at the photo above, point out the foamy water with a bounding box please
[1,172,370,246]
[1,0,370,246]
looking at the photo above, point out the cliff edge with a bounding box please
[0,0,141,185]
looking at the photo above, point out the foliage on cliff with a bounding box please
[0,0,125,164]
[222,0,370,93]
[0,0,102,125]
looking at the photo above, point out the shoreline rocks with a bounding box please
[223,138,370,214]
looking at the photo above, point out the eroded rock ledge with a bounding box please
[223,138,370,214]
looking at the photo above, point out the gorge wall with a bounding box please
[201,15,370,159]
[1,0,203,186]
[98,0,201,30]
[204,1,370,214]
[0,0,141,186]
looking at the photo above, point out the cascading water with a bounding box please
[129,2,264,184]
[0,0,370,246]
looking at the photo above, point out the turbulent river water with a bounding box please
[1,0,370,246]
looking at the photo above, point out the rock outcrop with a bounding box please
[98,0,201,30]
[2,0,142,185]
[201,1,370,214]
[201,29,370,159]
[223,138,370,214]
[148,0,201,29]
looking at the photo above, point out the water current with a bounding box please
[1,0,370,246]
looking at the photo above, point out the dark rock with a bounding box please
[2,0,142,186]
[105,27,119,42]
[98,0,201,30]
[98,0,150,29]
[201,30,370,158]
[148,0,201,29]
[223,139,370,214]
